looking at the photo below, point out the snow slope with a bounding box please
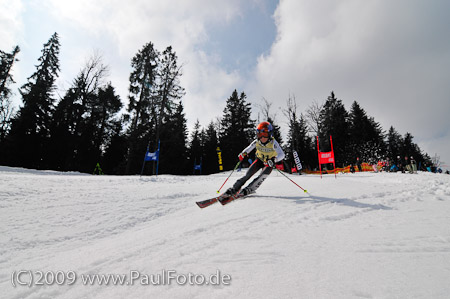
[1,166,450,299]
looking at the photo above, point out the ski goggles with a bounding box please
[256,129,270,139]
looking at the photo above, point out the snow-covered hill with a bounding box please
[1,166,450,298]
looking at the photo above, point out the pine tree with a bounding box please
[126,43,185,175]
[189,120,203,173]
[74,82,122,173]
[386,126,403,163]
[202,121,220,174]
[0,46,20,100]
[0,46,20,148]
[48,88,81,170]
[157,101,188,174]
[385,127,430,168]
[219,90,254,170]
[153,46,185,169]
[49,54,120,172]
[102,119,128,174]
[7,33,60,169]
[318,91,350,166]
[126,42,159,174]
[400,132,428,164]
[348,101,385,163]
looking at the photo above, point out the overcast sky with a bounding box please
[1,0,449,168]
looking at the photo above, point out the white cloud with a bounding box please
[40,0,247,128]
[3,0,449,165]
[43,0,243,55]
[248,0,450,163]
[0,0,26,106]
[0,0,24,49]
[182,50,242,126]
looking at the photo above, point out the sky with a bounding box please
[1,0,449,168]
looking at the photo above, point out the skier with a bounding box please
[225,121,285,196]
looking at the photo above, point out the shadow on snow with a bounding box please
[255,194,392,211]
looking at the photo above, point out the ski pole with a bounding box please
[276,168,308,193]
[217,160,242,193]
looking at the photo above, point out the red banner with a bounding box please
[318,151,334,164]
[317,136,337,178]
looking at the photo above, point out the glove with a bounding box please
[266,158,275,168]
[238,152,247,161]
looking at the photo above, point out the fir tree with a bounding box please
[189,120,203,173]
[0,46,20,148]
[126,42,159,174]
[49,54,120,172]
[219,90,254,170]
[157,101,188,174]
[202,121,220,174]
[400,132,427,164]
[386,126,403,163]
[7,33,60,169]
[74,82,122,173]
[318,91,351,166]
[153,46,185,168]
[126,44,185,175]
[348,101,385,163]
[48,87,81,170]
[102,119,128,174]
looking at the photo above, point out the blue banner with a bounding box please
[145,150,159,161]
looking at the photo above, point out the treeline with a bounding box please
[0,33,431,175]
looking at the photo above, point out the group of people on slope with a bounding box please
[388,156,417,173]
[350,156,418,174]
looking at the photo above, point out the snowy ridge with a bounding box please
[1,167,450,298]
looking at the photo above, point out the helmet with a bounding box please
[256,121,273,140]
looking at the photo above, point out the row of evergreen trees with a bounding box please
[0,33,430,175]
[286,92,430,170]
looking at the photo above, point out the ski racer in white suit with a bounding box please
[225,121,285,196]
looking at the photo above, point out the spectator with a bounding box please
[402,156,409,173]
[390,156,400,172]
[356,157,362,172]
[410,156,417,173]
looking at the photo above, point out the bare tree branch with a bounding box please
[305,99,323,136]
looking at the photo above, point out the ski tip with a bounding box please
[196,202,210,209]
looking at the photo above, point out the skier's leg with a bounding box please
[226,159,264,194]
[242,165,273,195]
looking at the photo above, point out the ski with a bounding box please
[196,193,229,208]
[218,192,250,206]
[197,192,253,208]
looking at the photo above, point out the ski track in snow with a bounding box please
[1,166,450,298]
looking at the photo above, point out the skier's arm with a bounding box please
[273,140,285,163]
[241,140,257,156]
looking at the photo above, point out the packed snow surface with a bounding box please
[1,166,450,298]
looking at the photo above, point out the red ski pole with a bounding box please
[217,160,242,193]
[276,168,308,193]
